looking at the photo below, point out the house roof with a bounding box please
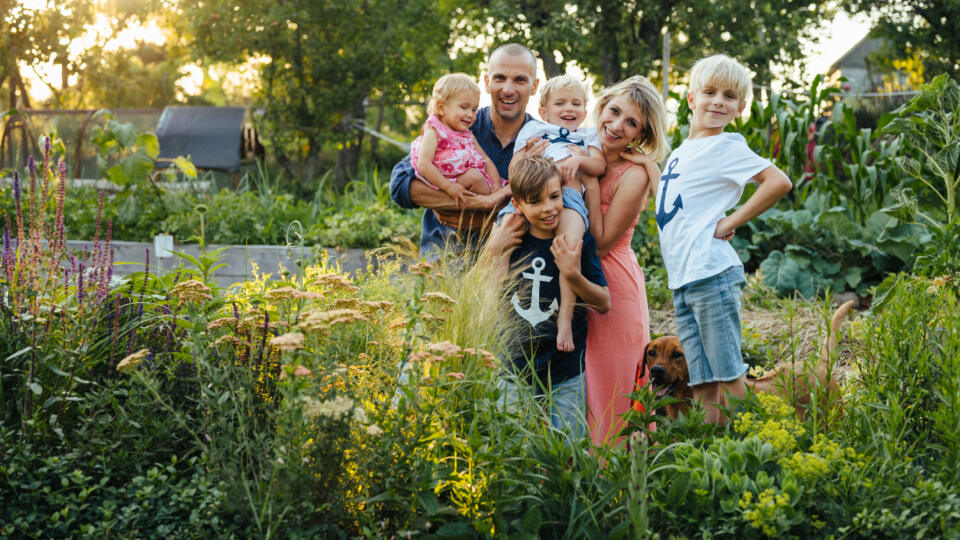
[828,36,885,75]
[156,106,251,172]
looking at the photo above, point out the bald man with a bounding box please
[390,44,541,258]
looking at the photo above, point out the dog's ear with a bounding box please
[638,340,651,381]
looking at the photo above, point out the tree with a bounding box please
[470,0,832,89]
[1,0,94,110]
[845,0,960,81]
[183,0,471,188]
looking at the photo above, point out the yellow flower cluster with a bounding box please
[778,452,829,483]
[299,395,365,422]
[117,348,149,373]
[734,393,805,453]
[298,309,368,334]
[270,332,305,351]
[738,488,792,537]
[169,279,212,306]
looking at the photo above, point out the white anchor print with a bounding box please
[511,257,559,327]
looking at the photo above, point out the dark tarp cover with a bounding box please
[156,106,248,172]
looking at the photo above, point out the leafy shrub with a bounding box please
[0,441,228,539]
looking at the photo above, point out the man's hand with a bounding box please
[550,234,582,278]
[461,185,511,211]
[485,212,525,257]
[714,216,736,241]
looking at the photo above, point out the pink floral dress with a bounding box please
[410,115,496,190]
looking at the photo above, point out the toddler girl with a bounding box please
[410,73,503,208]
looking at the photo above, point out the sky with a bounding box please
[22,10,873,109]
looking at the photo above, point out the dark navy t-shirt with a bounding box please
[507,231,606,391]
[389,107,532,257]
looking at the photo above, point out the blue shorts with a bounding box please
[498,187,589,229]
[672,265,748,386]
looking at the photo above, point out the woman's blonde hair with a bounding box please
[593,75,669,162]
[427,73,480,116]
[688,54,752,107]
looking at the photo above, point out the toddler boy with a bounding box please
[654,54,792,424]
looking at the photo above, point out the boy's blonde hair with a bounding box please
[508,156,559,203]
[539,75,588,109]
[593,75,669,162]
[688,54,753,107]
[427,73,480,116]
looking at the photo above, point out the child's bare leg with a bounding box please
[456,168,492,195]
[554,208,586,352]
[693,376,746,425]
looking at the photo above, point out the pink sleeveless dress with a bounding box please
[410,115,496,190]
[585,162,651,446]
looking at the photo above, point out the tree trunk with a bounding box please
[540,46,563,78]
[332,98,368,188]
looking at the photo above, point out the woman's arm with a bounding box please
[582,165,649,258]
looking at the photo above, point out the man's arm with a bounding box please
[551,235,610,313]
[391,154,509,212]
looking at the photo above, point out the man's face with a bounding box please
[484,52,539,122]
[513,174,563,239]
[539,87,587,131]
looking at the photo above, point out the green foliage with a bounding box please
[0,443,228,539]
[881,73,960,225]
[182,0,463,186]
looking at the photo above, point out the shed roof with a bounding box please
[156,106,250,172]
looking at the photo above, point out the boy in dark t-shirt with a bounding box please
[482,156,609,444]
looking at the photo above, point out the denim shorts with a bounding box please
[497,187,589,228]
[672,265,748,386]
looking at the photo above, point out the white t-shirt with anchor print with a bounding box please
[655,133,771,290]
[513,120,601,162]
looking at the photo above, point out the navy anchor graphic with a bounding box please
[541,127,585,147]
[656,158,683,230]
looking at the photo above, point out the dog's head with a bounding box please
[642,336,690,399]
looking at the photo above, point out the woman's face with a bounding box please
[597,94,645,152]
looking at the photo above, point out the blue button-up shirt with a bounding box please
[390,107,531,257]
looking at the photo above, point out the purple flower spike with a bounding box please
[26,156,36,176]
[44,137,51,154]
[77,262,85,303]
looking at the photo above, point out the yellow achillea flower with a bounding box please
[423,292,456,305]
[206,317,236,330]
[264,286,299,300]
[169,279,212,306]
[270,332,305,351]
[298,309,367,334]
[117,349,149,373]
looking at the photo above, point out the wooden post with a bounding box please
[662,30,670,103]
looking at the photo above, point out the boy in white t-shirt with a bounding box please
[500,75,605,352]
[653,54,792,424]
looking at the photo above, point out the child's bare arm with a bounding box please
[474,138,502,187]
[416,128,467,206]
[715,165,792,239]
[550,235,610,313]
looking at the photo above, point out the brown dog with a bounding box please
[633,300,855,418]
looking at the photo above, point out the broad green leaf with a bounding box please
[174,156,198,179]
[136,133,160,159]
